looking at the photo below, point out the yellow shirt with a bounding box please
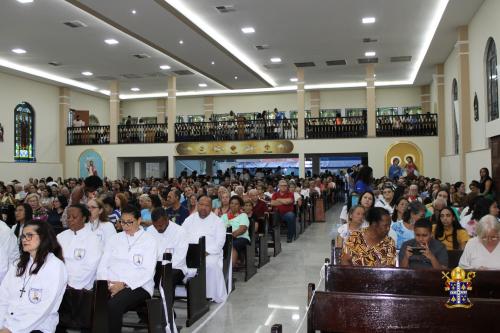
[432,224,469,250]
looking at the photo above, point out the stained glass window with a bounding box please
[486,38,499,122]
[14,102,35,162]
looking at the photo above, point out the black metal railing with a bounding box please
[305,117,367,139]
[118,123,168,144]
[175,119,298,142]
[67,126,110,145]
[376,114,438,137]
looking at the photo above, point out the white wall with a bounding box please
[376,87,421,107]
[177,97,204,115]
[70,90,109,125]
[320,89,366,109]
[465,149,491,186]
[0,71,62,181]
[121,99,157,120]
[468,0,500,148]
[441,155,461,184]
[212,91,309,114]
[443,46,459,157]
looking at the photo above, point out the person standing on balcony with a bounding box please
[72,114,85,127]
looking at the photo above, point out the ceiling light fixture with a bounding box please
[99,89,110,95]
[198,83,207,87]
[16,0,34,3]
[362,17,376,24]
[270,57,282,63]
[159,65,171,70]
[104,39,119,45]
[131,9,137,14]
[211,61,215,65]
[162,0,277,86]
[130,87,140,92]
[81,71,93,76]
[234,76,238,80]
[11,48,27,54]
[179,40,184,45]
[290,78,298,82]
[365,51,376,57]
[241,27,255,34]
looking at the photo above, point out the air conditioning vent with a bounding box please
[48,61,62,66]
[173,70,194,76]
[132,53,151,59]
[121,73,144,79]
[63,20,87,28]
[390,56,412,62]
[73,77,94,82]
[255,44,270,50]
[96,75,117,81]
[326,59,347,66]
[358,58,379,64]
[145,72,168,78]
[294,62,315,68]
[215,5,235,13]
[264,64,285,69]
[362,37,378,43]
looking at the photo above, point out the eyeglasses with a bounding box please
[481,236,499,242]
[20,232,38,241]
[120,220,135,226]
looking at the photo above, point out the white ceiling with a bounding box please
[0,0,486,97]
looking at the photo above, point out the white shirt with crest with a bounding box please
[147,222,188,276]
[97,227,157,296]
[57,224,102,290]
[88,220,117,248]
[0,221,18,284]
[0,253,68,333]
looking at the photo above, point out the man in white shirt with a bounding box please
[97,205,157,333]
[182,196,227,303]
[72,114,85,127]
[0,220,17,283]
[148,208,188,295]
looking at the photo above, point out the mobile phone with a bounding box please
[410,247,425,255]
[351,194,359,207]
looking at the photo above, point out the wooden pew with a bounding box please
[325,265,500,299]
[266,212,282,257]
[448,249,463,268]
[307,283,500,333]
[243,216,257,281]
[223,227,234,292]
[256,217,270,268]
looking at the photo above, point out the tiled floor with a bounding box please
[179,204,340,333]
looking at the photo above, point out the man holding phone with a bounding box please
[399,218,448,269]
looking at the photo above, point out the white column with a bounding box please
[168,155,175,178]
[297,67,305,139]
[167,76,177,142]
[365,64,376,137]
[59,87,70,178]
[109,81,120,144]
[299,152,305,178]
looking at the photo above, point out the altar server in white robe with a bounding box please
[0,220,18,283]
[182,196,227,303]
[0,221,68,333]
[97,205,157,333]
[87,198,117,248]
[57,204,102,290]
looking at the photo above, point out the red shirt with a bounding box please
[252,199,268,220]
[271,191,294,215]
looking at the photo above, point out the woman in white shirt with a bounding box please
[97,205,157,333]
[336,205,368,247]
[374,185,395,215]
[87,198,116,248]
[459,215,500,270]
[0,221,68,333]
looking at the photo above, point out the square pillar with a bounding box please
[366,64,376,137]
[310,90,320,118]
[59,87,70,178]
[167,76,177,142]
[457,26,471,181]
[420,85,431,114]
[109,81,120,144]
[204,96,214,120]
[299,152,305,178]
[435,64,446,163]
[297,67,305,139]
[156,98,166,124]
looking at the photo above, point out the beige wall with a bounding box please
[376,87,421,107]
[443,46,459,158]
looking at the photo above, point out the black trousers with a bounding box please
[108,287,150,333]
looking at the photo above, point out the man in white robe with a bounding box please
[0,220,17,283]
[182,196,227,303]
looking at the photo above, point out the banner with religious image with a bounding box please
[78,149,104,179]
[176,140,294,156]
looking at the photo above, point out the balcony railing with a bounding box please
[175,119,298,142]
[118,124,168,144]
[305,117,367,139]
[376,114,438,137]
[67,126,110,145]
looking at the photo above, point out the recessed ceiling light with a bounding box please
[211,61,215,65]
[11,48,27,54]
[159,65,171,70]
[362,17,376,24]
[290,78,298,82]
[16,0,34,3]
[270,57,282,63]
[234,76,238,80]
[104,39,119,45]
[179,40,184,45]
[198,83,207,87]
[130,87,140,92]
[81,71,93,76]
[365,51,376,57]
[131,9,137,14]
[241,27,255,34]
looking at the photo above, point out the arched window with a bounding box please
[452,79,459,155]
[486,38,499,121]
[14,102,35,162]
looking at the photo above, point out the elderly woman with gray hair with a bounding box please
[459,215,500,270]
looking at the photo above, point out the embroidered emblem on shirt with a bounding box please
[74,248,86,260]
[133,254,144,266]
[28,288,42,304]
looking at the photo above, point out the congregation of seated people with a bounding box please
[337,165,499,270]
[0,168,338,332]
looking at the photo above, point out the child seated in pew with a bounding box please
[399,218,448,269]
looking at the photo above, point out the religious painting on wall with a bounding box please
[78,149,104,179]
[14,102,35,162]
[385,141,423,178]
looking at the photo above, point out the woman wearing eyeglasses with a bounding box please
[87,198,116,248]
[96,205,157,333]
[374,185,396,214]
[459,215,500,270]
[0,221,68,333]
